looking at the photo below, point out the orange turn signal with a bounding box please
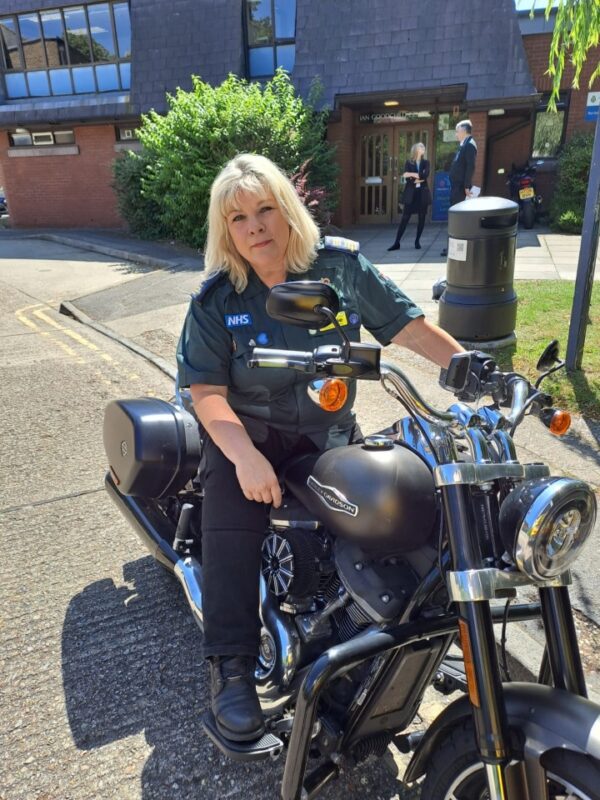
[549,409,571,436]
[319,379,349,412]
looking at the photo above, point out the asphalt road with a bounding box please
[0,249,417,799]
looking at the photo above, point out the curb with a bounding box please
[32,232,185,271]
[59,300,177,381]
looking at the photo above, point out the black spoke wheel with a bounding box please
[421,720,600,800]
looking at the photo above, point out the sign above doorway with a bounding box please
[359,111,433,124]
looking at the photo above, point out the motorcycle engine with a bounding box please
[262,526,376,642]
[263,497,421,645]
[261,526,334,602]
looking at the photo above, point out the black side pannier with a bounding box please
[103,398,202,498]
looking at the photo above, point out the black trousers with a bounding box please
[200,425,318,659]
[450,183,466,207]
[392,205,427,246]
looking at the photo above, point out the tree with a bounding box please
[113,69,338,248]
[542,0,600,369]
[545,0,600,110]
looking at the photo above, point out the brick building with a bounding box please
[0,1,596,230]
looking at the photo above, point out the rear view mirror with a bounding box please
[266,281,340,327]
[536,340,560,372]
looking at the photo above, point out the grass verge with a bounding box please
[495,280,599,420]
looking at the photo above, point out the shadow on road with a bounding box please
[61,557,213,797]
[61,557,414,799]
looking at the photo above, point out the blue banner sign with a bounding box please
[432,171,451,221]
[586,92,600,122]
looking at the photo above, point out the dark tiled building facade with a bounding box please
[0,1,596,229]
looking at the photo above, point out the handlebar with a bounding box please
[503,376,530,428]
[248,345,549,435]
[380,362,456,427]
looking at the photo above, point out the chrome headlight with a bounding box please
[499,477,597,582]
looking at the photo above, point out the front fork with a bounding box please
[441,484,587,799]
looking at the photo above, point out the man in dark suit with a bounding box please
[440,119,477,256]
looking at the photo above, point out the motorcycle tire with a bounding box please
[522,202,535,229]
[420,719,600,799]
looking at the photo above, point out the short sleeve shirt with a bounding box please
[176,246,424,448]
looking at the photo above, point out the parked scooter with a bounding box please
[507,161,542,229]
[104,281,599,800]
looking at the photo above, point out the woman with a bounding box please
[177,153,462,743]
[388,142,431,251]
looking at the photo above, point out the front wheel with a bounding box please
[420,720,600,799]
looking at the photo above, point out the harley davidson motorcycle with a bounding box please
[103,281,600,799]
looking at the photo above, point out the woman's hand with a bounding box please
[190,384,283,507]
[234,447,283,508]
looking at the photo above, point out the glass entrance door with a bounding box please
[356,125,433,224]
[357,128,392,224]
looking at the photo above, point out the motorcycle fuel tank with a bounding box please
[284,439,437,555]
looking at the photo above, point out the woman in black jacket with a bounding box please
[388,142,431,251]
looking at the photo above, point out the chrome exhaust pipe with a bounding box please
[104,472,178,572]
[104,473,205,630]
[104,473,300,688]
[174,556,204,631]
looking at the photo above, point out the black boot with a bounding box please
[387,242,400,251]
[209,656,265,742]
[414,240,421,249]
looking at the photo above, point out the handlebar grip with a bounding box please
[247,347,314,371]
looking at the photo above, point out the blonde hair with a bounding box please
[204,153,321,293]
[410,142,426,160]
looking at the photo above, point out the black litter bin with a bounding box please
[438,196,519,341]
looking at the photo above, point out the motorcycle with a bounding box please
[103,280,600,800]
[507,162,543,230]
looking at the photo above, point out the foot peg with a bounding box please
[202,712,284,762]
[434,659,468,694]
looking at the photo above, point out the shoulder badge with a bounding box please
[193,271,228,303]
[322,235,360,255]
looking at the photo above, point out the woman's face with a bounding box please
[226,189,291,276]
[416,145,425,159]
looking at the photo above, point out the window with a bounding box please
[0,2,131,100]
[532,94,567,158]
[115,124,138,141]
[8,127,75,146]
[245,0,296,78]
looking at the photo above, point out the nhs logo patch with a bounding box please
[225,313,253,328]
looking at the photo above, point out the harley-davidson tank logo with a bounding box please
[307,475,358,517]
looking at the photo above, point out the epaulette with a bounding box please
[322,235,360,255]
[193,271,228,303]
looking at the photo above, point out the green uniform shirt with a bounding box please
[176,246,424,449]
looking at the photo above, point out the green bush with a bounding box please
[550,132,593,233]
[113,70,338,248]
[113,151,167,240]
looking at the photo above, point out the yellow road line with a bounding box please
[15,312,40,332]
[32,308,101,351]
[15,303,44,314]
[15,305,144,379]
